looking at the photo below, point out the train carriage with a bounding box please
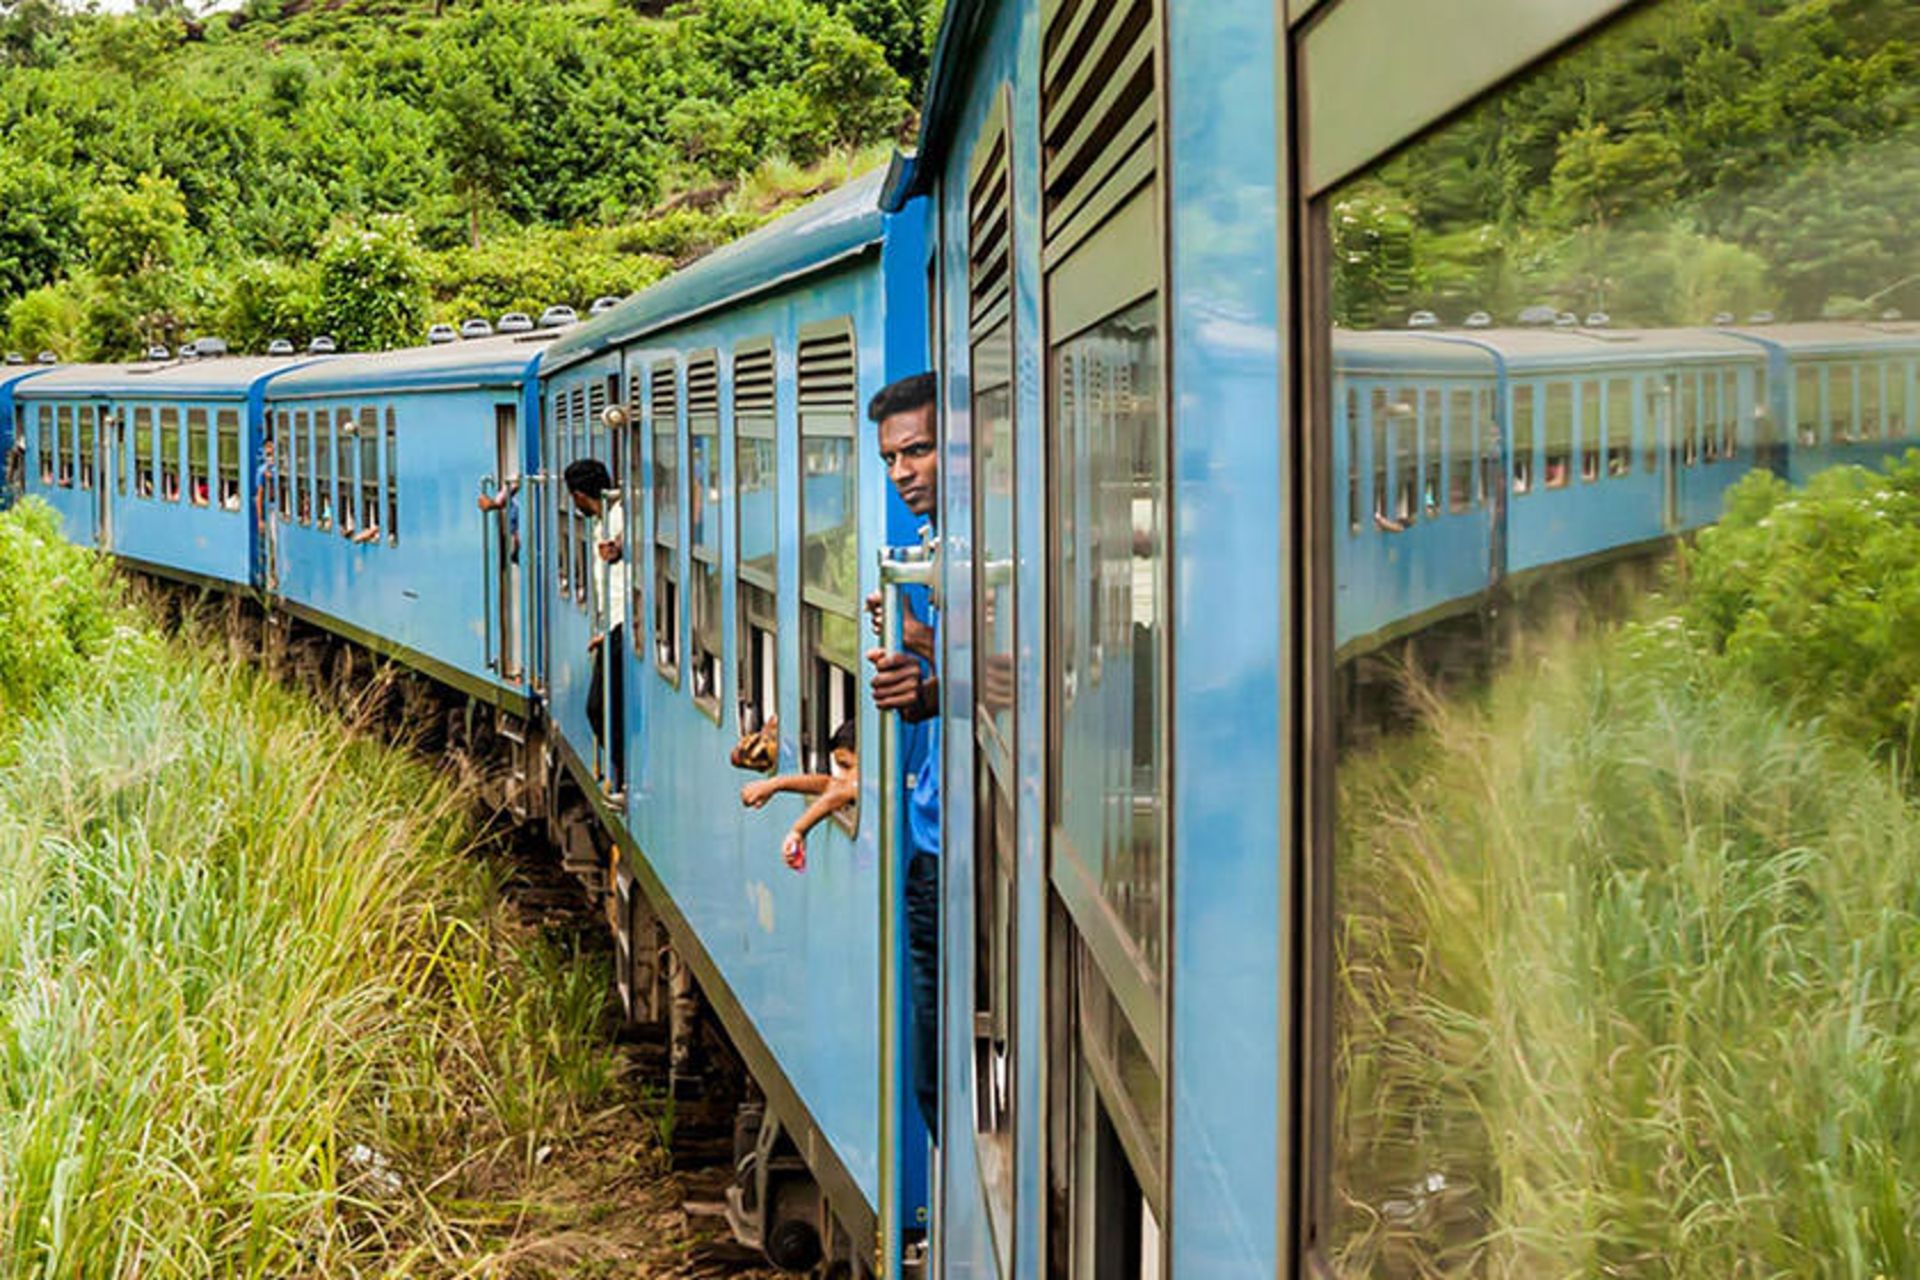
[536,165,935,1271]
[261,335,548,717]
[1728,321,1920,485]
[0,362,54,509]
[15,355,315,585]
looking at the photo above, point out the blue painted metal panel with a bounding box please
[1166,0,1288,1272]
[0,366,54,511]
[264,335,549,398]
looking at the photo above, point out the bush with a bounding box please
[1682,456,1920,764]
[0,498,117,714]
[312,214,429,352]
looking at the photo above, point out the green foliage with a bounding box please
[1683,456,1920,763]
[313,215,429,352]
[0,499,116,714]
[0,0,915,358]
[4,277,88,359]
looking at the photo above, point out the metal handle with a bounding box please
[480,478,498,672]
[874,535,938,1278]
[598,532,613,788]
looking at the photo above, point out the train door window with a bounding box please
[1579,380,1601,480]
[55,404,72,487]
[1391,395,1416,518]
[1476,388,1496,503]
[77,405,95,490]
[1796,365,1823,445]
[1511,383,1535,492]
[552,388,571,596]
[335,408,356,537]
[274,411,291,520]
[357,407,380,535]
[652,361,682,683]
[1831,364,1857,444]
[159,407,181,502]
[797,321,857,779]
[1421,388,1442,511]
[687,352,722,718]
[734,341,778,737]
[627,369,646,641]
[1344,389,1362,531]
[113,410,128,497]
[218,409,241,511]
[1368,387,1389,518]
[1446,389,1473,511]
[1891,362,1910,439]
[572,385,590,606]
[187,408,209,505]
[384,407,398,545]
[1606,379,1633,476]
[1720,369,1740,456]
[133,408,154,498]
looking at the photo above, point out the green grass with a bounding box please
[0,502,628,1276]
[1334,604,1920,1276]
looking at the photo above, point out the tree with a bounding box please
[313,216,428,352]
[433,72,520,249]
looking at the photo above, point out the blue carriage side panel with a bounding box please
[1727,323,1920,487]
[540,168,918,1243]
[0,366,55,511]
[264,337,545,709]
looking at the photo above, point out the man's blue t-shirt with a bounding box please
[902,587,941,858]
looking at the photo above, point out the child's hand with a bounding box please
[741,780,773,808]
[782,829,806,872]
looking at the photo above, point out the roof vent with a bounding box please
[1746,311,1775,325]
[590,295,621,315]
[4,352,23,366]
[1553,312,1578,328]
[427,323,459,345]
[538,305,578,330]
[498,312,534,334]
[1464,311,1492,328]
[1584,311,1610,327]
[35,351,58,364]
[192,336,229,357]
[460,318,494,339]
[1518,304,1557,326]
[267,339,294,356]
[180,342,201,359]
[1882,308,1904,321]
[1406,309,1439,329]
[1711,311,1734,326]
[147,344,171,361]
[308,336,337,354]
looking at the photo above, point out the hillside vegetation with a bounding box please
[0,0,932,358]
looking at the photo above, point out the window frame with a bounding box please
[734,339,779,740]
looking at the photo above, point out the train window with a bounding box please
[1578,380,1600,481]
[334,408,356,537]
[296,410,315,525]
[357,407,379,535]
[1317,3,1920,1275]
[1795,365,1823,446]
[652,361,681,683]
[218,409,241,511]
[133,408,153,499]
[1345,389,1362,531]
[113,410,128,497]
[797,321,857,777]
[77,405,94,491]
[1606,379,1633,476]
[34,406,50,485]
[552,388,571,595]
[1391,397,1416,518]
[1831,364,1857,444]
[1475,388,1495,504]
[687,352,722,718]
[568,383,583,602]
[1445,389,1472,511]
[626,370,646,644]
[1368,388,1388,520]
[734,341,778,739]
[55,404,72,488]
[385,407,398,545]
[1421,389,1441,512]
[186,408,209,505]
[159,407,180,502]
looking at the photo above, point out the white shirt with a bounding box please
[592,494,629,632]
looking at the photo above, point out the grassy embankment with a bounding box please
[0,499,685,1277]
[1335,463,1920,1276]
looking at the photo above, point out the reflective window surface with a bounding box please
[1325,2,1920,1273]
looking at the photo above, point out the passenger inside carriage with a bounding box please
[739,719,858,872]
[567,457,627,796]
[864,370,943,1143]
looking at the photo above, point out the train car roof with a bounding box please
[540,167,889,376]
[1722,321,1920,355]
[0,365,55,395]
[264,334,550,398]
[1333,330,1500,374]
[15,356,324,399]
[1340,326,1770,373]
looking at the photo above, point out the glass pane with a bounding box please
[1325,3,1920,1275]
[134,408,153,497]
[56,405,72,487]
[738,432,777,585]
[78,406,94,490]
[690,433,718,558]
[335,410,355,536]
[219,410,241,510]
[976,320,1016,747]
[1052,295,1165,991]
[160,407,180,502]
[802,436,856,612]
[654,426,678,544]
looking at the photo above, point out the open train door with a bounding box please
[486,403,524,682]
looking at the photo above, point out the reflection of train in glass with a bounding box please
[1333,322,1920,654]
[6,0,1914,1273]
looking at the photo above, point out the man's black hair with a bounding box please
[564,457,613,498]
[867,371,937,425]
[829,719,856,756]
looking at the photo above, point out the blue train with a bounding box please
[9,0,1919,1274]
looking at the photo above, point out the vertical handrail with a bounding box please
[875,536,937,1279]
[527,472,550,688]
[480,477,498,672]
[598,507,614,790]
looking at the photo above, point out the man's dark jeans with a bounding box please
[586,624,625,788]
[905,851,940,1142]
